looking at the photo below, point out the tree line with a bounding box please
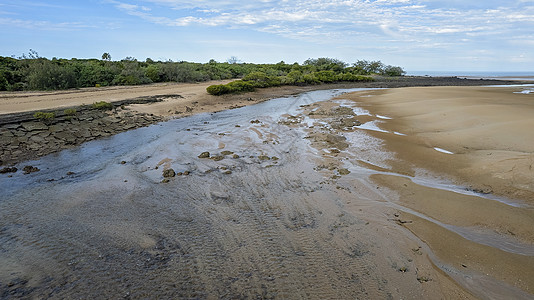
[0,51,405,92]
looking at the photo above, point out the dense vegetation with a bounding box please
[0,51,405,92]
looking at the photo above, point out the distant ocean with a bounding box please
[407,71,534,79]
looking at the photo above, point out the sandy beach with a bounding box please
[342,86,534,204]
[1,80,533,298]
[336,85,534,297]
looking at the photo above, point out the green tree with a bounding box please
[101,52,111,61]
[381,65,405,76]
[145,64,160,82]
[304,58,347,72]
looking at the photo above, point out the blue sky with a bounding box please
[1,0,533,72]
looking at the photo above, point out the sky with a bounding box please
[1,0,533,72]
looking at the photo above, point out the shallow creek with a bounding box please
[1,89,532,299]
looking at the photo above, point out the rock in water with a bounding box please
[198,152,210,158]
[22,165,40,174]
[0,167,18,174]
[162,168,176,178]
[338,168,351,175]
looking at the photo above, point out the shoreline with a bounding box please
[301,85,534,297]
[0,76,528,167]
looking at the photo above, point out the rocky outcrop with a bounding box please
[0,100,165,166]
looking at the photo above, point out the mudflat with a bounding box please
[1,80,533,299]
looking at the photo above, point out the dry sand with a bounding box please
[0,80,368,118]
[0,81,231,116]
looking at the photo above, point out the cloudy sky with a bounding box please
[1,0,533,72]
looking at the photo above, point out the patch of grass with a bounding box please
[33,111,55,123]
[92,101,113,110]
[64,108,77,115]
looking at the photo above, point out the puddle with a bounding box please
[433,147,454,154]
[376,114,392,120]
[358,121,389,133]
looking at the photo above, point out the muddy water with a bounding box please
[0,89,531,299]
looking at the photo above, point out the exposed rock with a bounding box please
[198,151,210,158]
[325,134,349,150]
[4,124,20,130]
[332,117,362,130]
[212,155,225,161]
[221,151,234,156]
[332,106,355,116]
[54,132,77,144]
[22,165,40,174]
[21,122,49,131]
[0,167,17,174]
[29,135,46,144]
[101,116,120,124]
[338,168,351,175]
[1,130,14,137]
[162,169,176,178]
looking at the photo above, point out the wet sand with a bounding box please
[335,85,534,297]
[341,86,534,204]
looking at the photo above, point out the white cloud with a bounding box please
[107,0,534,53]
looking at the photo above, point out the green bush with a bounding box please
[26,59,77,90]
[313,71,337,83]
[336,73,375,82]
[145,64,160,82]
[92,101,113,110]
[226,80,255,92]
[303,74,320,85]
[33,111,55,122]
[207,84,231,95]
[0,73,8,91]
[207,80,256,95]
[64,108,77,115]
